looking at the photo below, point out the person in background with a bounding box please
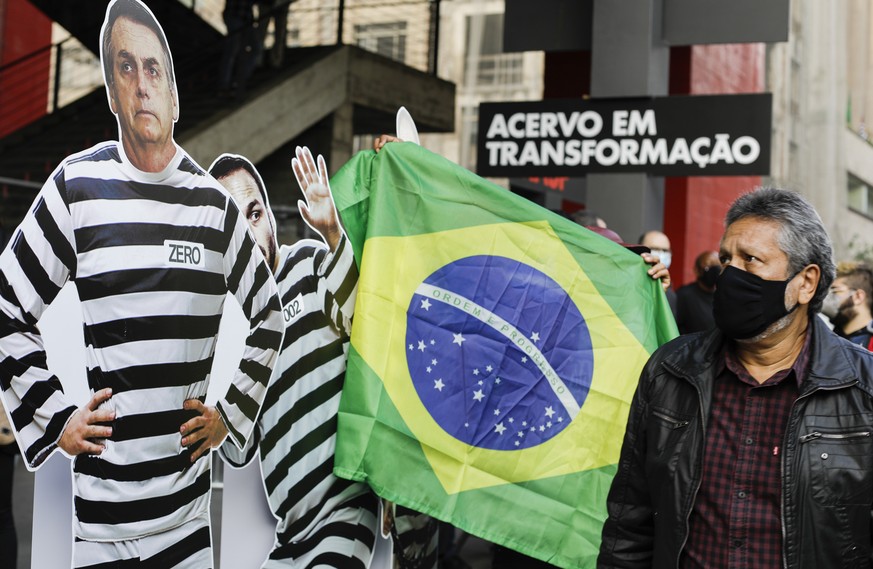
[218,0,256,98]
[675,250,720,334]
[254,0,291,69]
[639,230,676,315]
[821,261,873,350]
[639,230,672,270]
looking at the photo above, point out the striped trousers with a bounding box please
[73,516,212,568]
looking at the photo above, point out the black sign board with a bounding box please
[476,94,772,177]
[503,0,592,53]
[503,0,789,53]
[663,0,790,46]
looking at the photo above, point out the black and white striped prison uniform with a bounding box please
[72,515,212,569]
[0,142,283,551]
[222,235,378,568]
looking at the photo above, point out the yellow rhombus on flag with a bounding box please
[330,143,677,568]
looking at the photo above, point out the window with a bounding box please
[355,22,407,64]
[463,13,523,90]
[848,173,873,218]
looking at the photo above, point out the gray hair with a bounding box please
[725,187,835,314]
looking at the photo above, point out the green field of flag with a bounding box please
[330,143,677,567]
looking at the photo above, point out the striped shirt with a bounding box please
[0,141,283,541]
[222,235,378,566]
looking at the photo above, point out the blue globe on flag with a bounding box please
[405,255,594,451]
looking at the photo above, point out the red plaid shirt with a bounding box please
[681,329,812,569]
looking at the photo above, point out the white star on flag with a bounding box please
[521,356,527,363]
[430,339,435,345]
[420,298,432,310]
[539,425,546,432]
[486,365,493,372]
[495,422,506,435]
[431,359,437,365]
[495,377,501,384]
[530,427,535,432]
[522,421,527,427]
[408,344,413,350]
[473,369,480,376]
[473,389,484,402]
[426,366,432,373]
[464,422,469,428]
[434,379,445,391]
[545,406,555,419]
[558,417,563,422]
[517,431,524,437]
[418,340,426,352]
[508,417,514,423]
[546,421,552,428]
[478,380,483,386]
[453,333,465,346]
[515,440,520,446]
[493,409,500,416]
[531,332,540,342]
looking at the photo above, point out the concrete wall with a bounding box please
[767,0,873,263]
[842,128,873,258]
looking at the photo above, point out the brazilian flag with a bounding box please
[330,143,677,567]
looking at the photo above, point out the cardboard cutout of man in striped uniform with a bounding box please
[213,149,379,568]
[0,0,283,566]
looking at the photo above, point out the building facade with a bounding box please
[768,0,873,263]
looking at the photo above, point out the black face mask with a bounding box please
[712,265,798,340]
[699,265,720,288]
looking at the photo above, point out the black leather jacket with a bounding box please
[598,316,873,569]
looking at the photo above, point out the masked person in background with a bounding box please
[640,230,677,316]
[675,250,720,334]
[599,187,873,569]
[821,261,873,350]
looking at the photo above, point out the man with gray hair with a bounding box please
[599,188,873,568]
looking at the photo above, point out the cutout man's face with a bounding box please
[107,16,178,149]
[219,169,278,272]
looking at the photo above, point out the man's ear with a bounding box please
[108,83,118,115]
[796,264,821,306]
[172,86,179,122]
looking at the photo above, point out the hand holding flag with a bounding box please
[330,143,677,568]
